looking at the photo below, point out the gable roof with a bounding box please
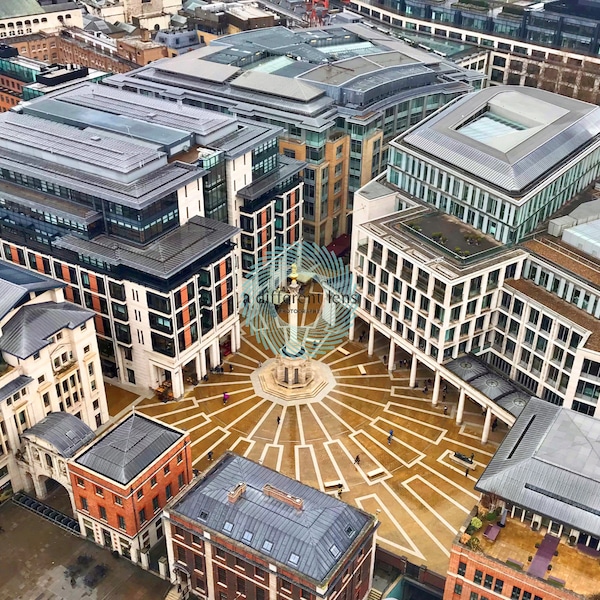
[75,413,183,485]
[0,260,63,321]
[171,453,376,585]
[23,412,94,458]
[476,397,600,538]
[0,301,93,359]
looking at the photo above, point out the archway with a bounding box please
[37,476,74,517]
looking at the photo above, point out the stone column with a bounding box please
[158,556,169,580]
[170,369,184,399]
[432,370,441,406]
[409,353,418,388]
[456,389,466,425]
[482,406,492,444]
[367,323,375,356]
[199,350,207,378]
[210,340,220,368]
[140,548,150,571]
[348,318,355,342]
[388,340,395,371]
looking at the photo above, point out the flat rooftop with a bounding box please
[398,86,600,196]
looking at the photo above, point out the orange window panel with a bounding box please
[64,286,74,302]
[61,264,71,282]
[89,274,98,292]
[182,306,190,325]
[35,255,45,273]
[220,280,227,301]
[219,260,227,280]
[221,301,229,321]
[94,315,105,336]
[180,285,188,305]
[10,246,18,264]
[184,327,192,348]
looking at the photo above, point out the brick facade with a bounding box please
[68,424,192,561]
[444,543,582,600]
[166,511,376,600]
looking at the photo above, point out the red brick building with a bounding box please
[69,413,192,566]
[444,399,600,600]
[164,452,378,600]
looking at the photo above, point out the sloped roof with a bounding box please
[231,71,323,102]
[400,86,600,195]
[75,413,183,485]
[23,412,94,458]
[476,398,600,538]
[171,453,376,585]
[0,302,93,359]
[0,375,33,403]
[0,260,63,321]
[0,0,45,19]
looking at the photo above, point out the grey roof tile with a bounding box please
[0,302,93,359]
[476,398,600,537]
[171,453,375,585]
[0,375,33,403]
[75,413,183,485]
[23,412,94,458]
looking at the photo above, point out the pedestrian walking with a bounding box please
[203,374,209,382]
[223,392,229,404]
[383,355,387,364]
[465,468,469,477]
[207,450,213,461]
[442,391,447,400]
[388,429,394,445]
[492,417,498,432]
[257,361,262,368]
[277,416,281,425]
[359,332,365,343]
[337,488,343,499]
[423,385,428,394]
[354,454,360,465]
[443,405,448,415]
[442,384,448,393]
[229,364,234,372]
[470,453,475,462]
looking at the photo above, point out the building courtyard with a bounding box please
[108,329,506,577]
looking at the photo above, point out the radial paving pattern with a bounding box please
[134,332,503,575]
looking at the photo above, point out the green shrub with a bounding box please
[470,516,483,530]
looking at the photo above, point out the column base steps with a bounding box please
[164,586,180,600]
[368,588,383,600]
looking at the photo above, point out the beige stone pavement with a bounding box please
[107,330,505,576]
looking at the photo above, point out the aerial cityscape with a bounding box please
[0,0,599,599]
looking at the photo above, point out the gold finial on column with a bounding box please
[290,263,298,280]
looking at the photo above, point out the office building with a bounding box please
[444,397,600,600]
[349,2,600,105]
[69,413,192,563]
[105,22,483,245]
[388,86,600,244]
[0,44,108,111]
[0,260,108,505]
[0,82,303,393]
[164,452,378,599]
[81,0,182,31]
[351,87,600,432]
[0,0,83,40]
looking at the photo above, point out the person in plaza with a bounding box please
[223,392,229,404]
[277,416,281,425]
[229,364,234,372]
[492,417,498,431]
[443,405,448,415]
[465,468,469,477]
[354,454,360,465]
[388,429,394,445]
[207,451,213,461]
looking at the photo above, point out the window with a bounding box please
[177,546,186,562]
[139,508,147,524]
[95,486,103,497]
[494,579,504,593]
[152,496,160,512]
[118,515,126,530]
[177,452,183,464]
[484,574,493,589]
[242,530,253,543]
[194,554,203,571]
[150,476,157,488]
[262,539,273,552]
[80,497,88,511]
[454,584,463,595]
[99,506,107,521]
[164,465,170,475]
[473,570,483,585]
[215,547,225,559]
[255,566,266,579]
[217,567,226,584]
[237,578,245,594]
[137,489,143,500]
[289,552,300,566]
[114,495,122,506]
[178,473,185,489]
[511,587,521,600]
[458,562,466,576]
[76,477,84,487]
[166,484,172,500]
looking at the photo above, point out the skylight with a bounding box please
[242,530,253,543]
[199,511,209,521]
[345,525,355,537]
[223,521,234,533]
[459,111,526,143]
[262,540,273,553]
[329,544,341,558]
[289,553,300,566]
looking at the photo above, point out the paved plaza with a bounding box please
[0,499,170,600]
[120,331,505,576]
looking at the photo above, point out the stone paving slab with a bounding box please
[0,501,170,600]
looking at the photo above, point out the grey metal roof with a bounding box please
[0,0,46,18]
[237,156,305,200]
[476,398,600,538]
[23,412,94,458]
[54,216,238,279]
[0,302,93,359]
[0,261,63,321]
[172,453,375,585]
[231,71,324,102]
[400,86,600,195]
[0,375,33,403]
[75,413,183,485]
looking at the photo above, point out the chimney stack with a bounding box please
[228,482,246,504]
[140,28,151,42]
[263,483,303,511]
